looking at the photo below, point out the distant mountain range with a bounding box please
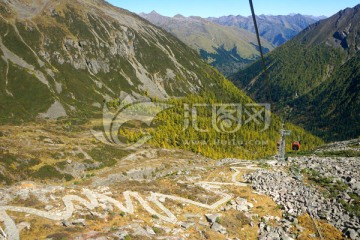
[231,4,360,141]
[208,14,325,46]
[140,12,323,76]
[140,11,273,76]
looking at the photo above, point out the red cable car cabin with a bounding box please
[292,141,301,151]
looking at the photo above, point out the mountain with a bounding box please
[208,14,323,46]
[231,4,360,141]
[0,0,322,153]
[140,11,274,76]
[0,0,324,160]
[0,0,227,123]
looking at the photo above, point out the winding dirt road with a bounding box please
[0,163,258,240]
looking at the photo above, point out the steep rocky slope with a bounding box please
[0,0,223,123]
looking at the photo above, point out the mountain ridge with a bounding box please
[208,13,324,46]
[139,11,274,76]
[140,11,323,76]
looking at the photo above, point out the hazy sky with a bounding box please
[107,0,359,18]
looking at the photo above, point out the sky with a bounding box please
[107,0,359,18]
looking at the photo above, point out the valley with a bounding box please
[141,12,321,76]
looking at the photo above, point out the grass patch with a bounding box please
[0,154,41,184]
[55,161,68,170]
[258,161,271,169]
[287,150,314,157]
[0,172,11,185]
[340,193,360,218]
[0,154,17,165]
[88,145,131,168]
[301,168,359,217]
[32,165,73,181]
[51,152,64,160]
[152,227,163,234]
[124,236,132,240]
[45,232,69,240]
[301,168,348,198]
[219,211,252,237]
[151,214,159,219]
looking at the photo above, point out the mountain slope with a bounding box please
[290,52,360,140]
[0,0,229,123]
[140,11,274,76]
[208,14,322,46]
[231,4,360,140]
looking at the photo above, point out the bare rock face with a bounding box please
[38,101,67,119]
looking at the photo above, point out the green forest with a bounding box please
[231,40,359,141]
[113,76,323,159]
[232,42,345,104]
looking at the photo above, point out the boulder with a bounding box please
[211,222,227,234]
[205,213,221,223]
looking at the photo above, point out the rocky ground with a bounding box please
[0,122,358,239]
[245,139,360,240]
